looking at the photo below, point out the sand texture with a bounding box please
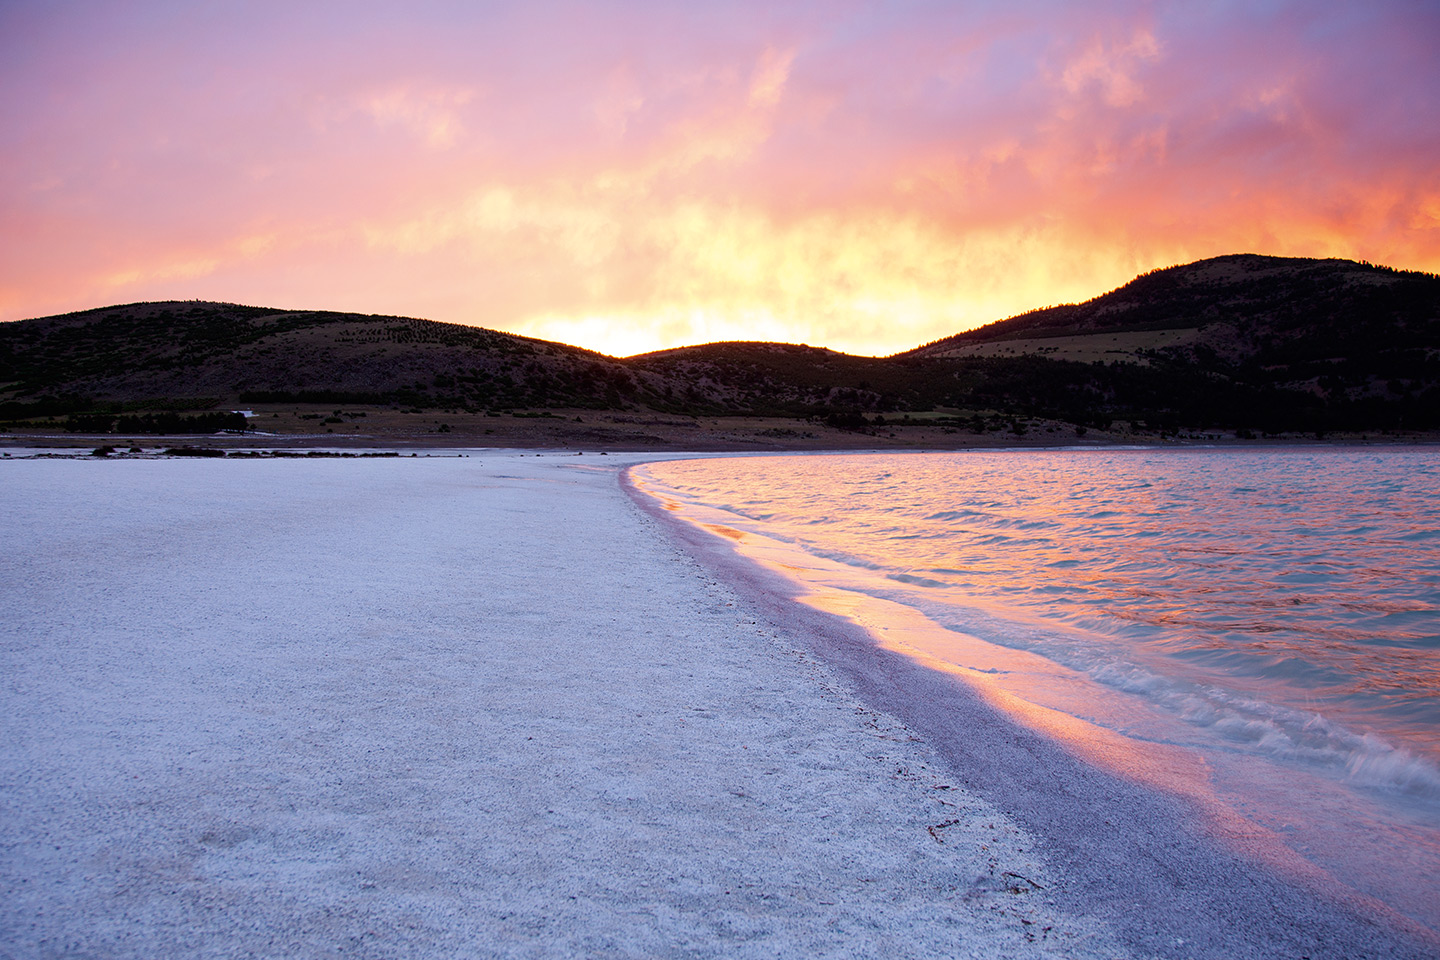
[1,454,1121,959]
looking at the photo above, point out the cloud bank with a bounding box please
[3,0,1437,355]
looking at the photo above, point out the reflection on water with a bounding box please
[641,448,1440,790]
[635,446,1440,930]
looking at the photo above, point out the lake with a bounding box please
[633,447,1440,930]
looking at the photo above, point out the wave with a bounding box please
[1086,657,1440,797]
[639,448,1440,799]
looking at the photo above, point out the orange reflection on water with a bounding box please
[635,449,1440,759]
[803,581,1213,791]
[627,452,1440,924]
[786,579,1415,917]
[636,460,1226,793]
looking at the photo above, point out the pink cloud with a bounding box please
[2,0,1437,354]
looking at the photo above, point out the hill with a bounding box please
[907,254,1438,375]
[0,301,665,419]
[2,255,1436,439]
[896,254,1440,432]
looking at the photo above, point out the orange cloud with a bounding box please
[1,1,1437,356]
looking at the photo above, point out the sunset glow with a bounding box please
[3,1,1438,356]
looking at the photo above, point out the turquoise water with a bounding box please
[641,448,1440,796]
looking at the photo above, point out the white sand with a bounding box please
[1,453,1123,959]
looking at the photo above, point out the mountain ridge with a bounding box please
[903,254,1438,361]
[3,254,1437,436]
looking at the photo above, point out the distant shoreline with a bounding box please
[3,411,1437,456]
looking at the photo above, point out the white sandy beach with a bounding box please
[1,453,1122,959]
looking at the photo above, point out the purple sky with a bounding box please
[3,0,1437,355]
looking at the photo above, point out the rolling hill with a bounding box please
[907,254,1437,369]
[0,301,665,417]
[2,255,1436,436]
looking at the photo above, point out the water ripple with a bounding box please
[648,447,1440,785]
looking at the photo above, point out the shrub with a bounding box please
[164,447,226,457]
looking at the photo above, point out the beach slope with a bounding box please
[2,453,1116,958]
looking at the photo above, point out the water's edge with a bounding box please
[622,459,1440,960]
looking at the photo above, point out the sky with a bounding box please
[2,1,1438,357]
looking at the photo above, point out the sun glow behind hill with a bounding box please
[2,2,1438,356]
[500,214,1146,358]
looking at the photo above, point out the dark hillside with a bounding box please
[897,255,1440,432]
[0,301,666,417]
[628,343,901,415]
[907,255,1440,351]
[3,255,1436,436]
